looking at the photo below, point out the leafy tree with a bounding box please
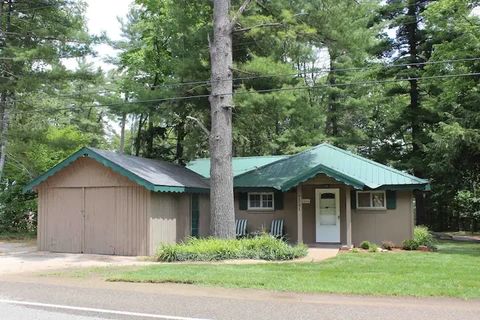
[455,190,480,233]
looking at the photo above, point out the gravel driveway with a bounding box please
[0,241,152,276]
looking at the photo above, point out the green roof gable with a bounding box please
[24,147,209,193]
[233,144,430,191]
[187,155,288,178]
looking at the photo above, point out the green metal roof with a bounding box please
[233,143,430,191]
[187,155,288,178]
[24,147,210,193]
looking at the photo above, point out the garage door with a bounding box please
[44,186,148,255]
[84,188,116,255]
[46,188,83,253]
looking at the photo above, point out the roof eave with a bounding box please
[370,183,431,191]
[24,147,208,194]
[282,164,366,191]
[153,186,210,193]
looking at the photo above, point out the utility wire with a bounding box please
[7,71,480,115]
[6,55,478,93]
[5,56,480,102]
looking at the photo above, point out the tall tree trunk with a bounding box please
[134,113,145,156]
[208,0,239,238]
[406,0,427,226]
[146,113,154,157]
[0,0,13,181]
[176,119,186,165]
[325,58,339,138]
[0,93,9,181]
[119,112,127,154]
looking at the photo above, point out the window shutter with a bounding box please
[386,190,396,209]
[274,191,283,210]
[350,190,357,209]
[239,192,248,210]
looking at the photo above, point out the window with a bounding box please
[356,191,386,209]
[248,192,274,210]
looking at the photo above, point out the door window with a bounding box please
[319,192,337,225]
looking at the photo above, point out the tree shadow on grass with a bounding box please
[436,240,480,258]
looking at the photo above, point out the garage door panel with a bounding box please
[46,188,83,253]
[84,188,116,255]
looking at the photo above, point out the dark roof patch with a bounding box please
[24,147,209,193]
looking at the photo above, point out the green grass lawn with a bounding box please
[99,240,480,299]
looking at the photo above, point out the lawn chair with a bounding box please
[269,219,284,238]
[235,219,248,238]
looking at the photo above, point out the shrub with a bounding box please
[413,226,436,249]
[155,235,308,262]
[368,243,378,252]
[381,241,395,250]
[402,239,419,251]
[359,241,371,250]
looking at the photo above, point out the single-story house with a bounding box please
[25,143,430,256]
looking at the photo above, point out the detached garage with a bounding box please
[24,147,210,256]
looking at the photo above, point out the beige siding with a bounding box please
[84,187,116,254]
[351,190,413,246]
[233,173,413,247]
[235,191,298,241]
[42,187,83,253]
[37,157,150,256]
[114,187,149,256]
[149,192,178,254]
[40,157,137,188]
[198,194,210,237]
[176,193,190,242]
[148,192,209,254]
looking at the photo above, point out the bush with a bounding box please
[381,241,395,250]
[368,243,378,252]
[402,239,419,251]
[413,226,436,248]
[359,241,371,250]
[155,235,308,262]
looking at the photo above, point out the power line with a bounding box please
[7,71,480,115]
[10,1,73,13]
[3,31,91,44]
[3,55,480,108]
[122,57,480,92]
[5,56,480,104]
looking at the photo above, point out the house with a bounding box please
[25,143,430,256]
[24,147,210,256]
[188,143,430,246]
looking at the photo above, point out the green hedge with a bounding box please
[156,235,308,262]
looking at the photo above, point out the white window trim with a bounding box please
[356,191,386,210]
[247,192,274,211]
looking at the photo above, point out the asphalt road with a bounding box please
[0,276,479,320]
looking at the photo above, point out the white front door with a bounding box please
[315,188,340,243]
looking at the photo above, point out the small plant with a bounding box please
[359,240,371,250]
[413,226,435,247]
[351,248,359,253]
[155,235,308,262]
[402,239,419,251]
[368,243,378,252]
[381,241,395,250]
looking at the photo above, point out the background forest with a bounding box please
[0,0,479,233]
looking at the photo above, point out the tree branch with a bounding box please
[234,22,282,33]
[230,0,253,30]
[186,115,210,136]
[230,66,256,75]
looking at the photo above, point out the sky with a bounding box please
[63,0,133,71]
